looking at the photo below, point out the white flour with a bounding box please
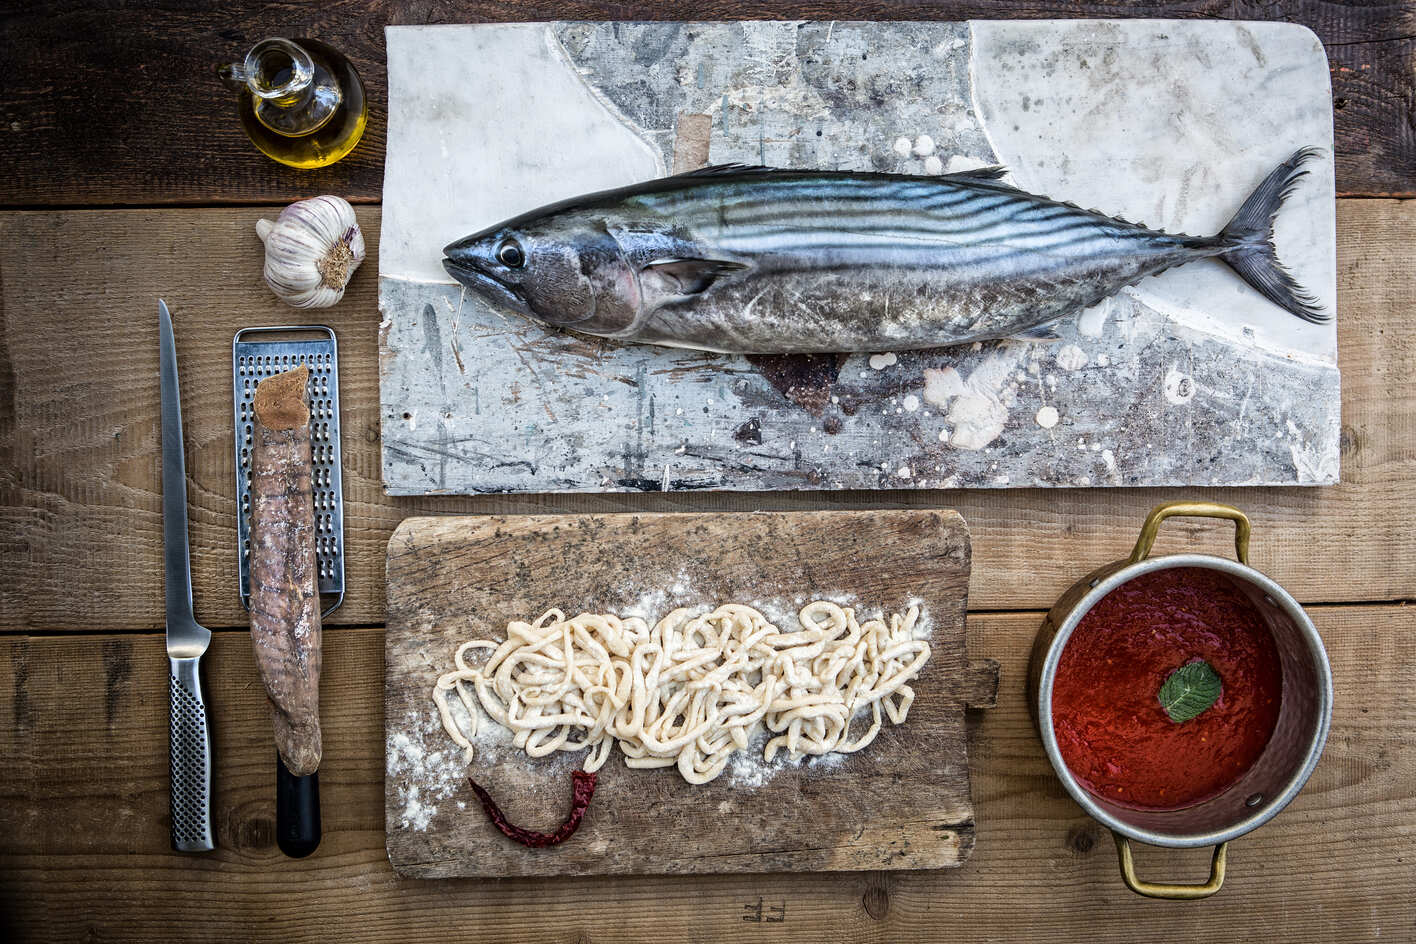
[387,729,466,832]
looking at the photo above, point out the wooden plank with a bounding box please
[2,201,1412,631]
[385,510,986,876]
[1,604,1411,940]
[0,4,1412,206]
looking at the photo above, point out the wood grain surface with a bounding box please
[3,5,1414,940]
[385,510,992,876]
[2,201,1412,633]
[2,604,1411,941]
[0,2,1412,205]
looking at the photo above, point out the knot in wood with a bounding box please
[862,874,891,920]
[1067,822,1100,855]
[228,802,276,851]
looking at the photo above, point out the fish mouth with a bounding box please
[441,258,531,314]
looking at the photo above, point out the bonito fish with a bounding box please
[443,149,1326,354]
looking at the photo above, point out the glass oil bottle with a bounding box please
[219,37,368,169]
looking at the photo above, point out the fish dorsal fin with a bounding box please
[941,165,1009,181]
[675,162,1022,187]
[940,165,1023,191]
[641,257,749,297]
[673,163,776,178]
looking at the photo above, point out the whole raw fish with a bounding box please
[443,150,1326,354]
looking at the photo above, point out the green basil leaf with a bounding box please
[1158,660,1222,723]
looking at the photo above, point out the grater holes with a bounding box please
[235,339,343,599]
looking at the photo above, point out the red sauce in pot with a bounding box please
[1051,567,1282,810]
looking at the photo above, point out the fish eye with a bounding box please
[496,238,525,269]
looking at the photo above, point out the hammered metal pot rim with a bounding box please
[1037,553,1333,849]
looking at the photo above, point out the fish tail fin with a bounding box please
[1214,147,1329,324]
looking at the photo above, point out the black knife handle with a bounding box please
[275,753,321,858]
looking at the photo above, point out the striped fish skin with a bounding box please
[442,157,1324,354]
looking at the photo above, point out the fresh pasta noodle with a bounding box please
[433,601,931,785]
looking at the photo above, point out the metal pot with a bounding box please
[1029,501,1332,900]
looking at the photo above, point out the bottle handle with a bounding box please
[217,62,250,91]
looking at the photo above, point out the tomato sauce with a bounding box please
[1051,567,1282,810]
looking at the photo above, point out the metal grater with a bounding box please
[233,326,345,618]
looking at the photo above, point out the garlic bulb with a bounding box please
[256,195,366,308]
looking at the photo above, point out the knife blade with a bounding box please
[159,299,215,853]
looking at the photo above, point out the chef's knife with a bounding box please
[160,299,215,853]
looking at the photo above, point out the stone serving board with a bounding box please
[379,20,1339,494]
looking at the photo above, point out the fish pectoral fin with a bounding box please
[1009,323,1063,342]
[641,258,749,297]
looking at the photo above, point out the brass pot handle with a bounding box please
[1114,834,1227,900]
[1129,501,1251,566]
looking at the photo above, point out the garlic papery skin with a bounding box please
[256,195,366,308]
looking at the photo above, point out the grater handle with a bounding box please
[233,324,337,344]
[276,753,321,858]
[168,656,215,852]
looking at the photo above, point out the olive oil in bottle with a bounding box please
[220,37,367,169]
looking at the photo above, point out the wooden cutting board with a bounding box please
[384,510,996,878]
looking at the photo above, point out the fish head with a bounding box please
[442,213,642,335]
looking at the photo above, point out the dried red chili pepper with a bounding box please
[467,770,598,847]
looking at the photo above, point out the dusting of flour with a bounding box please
[392,577,935,829]
[387,728,467,832]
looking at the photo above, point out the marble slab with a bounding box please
[379,20,1340,494]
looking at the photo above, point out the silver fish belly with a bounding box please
[443,155,1325,354]
[628,175,1198,351]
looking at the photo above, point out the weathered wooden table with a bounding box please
[1,3,1412,942]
